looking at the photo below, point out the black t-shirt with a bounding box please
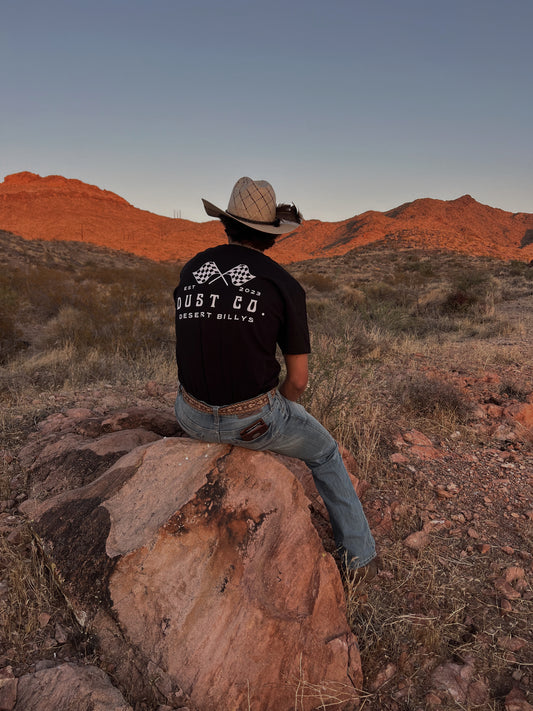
[174,243,310,405]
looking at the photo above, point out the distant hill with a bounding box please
[1,172,532,263]
[0,172,222,262]
[272,195,533,263]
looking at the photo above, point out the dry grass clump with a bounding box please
[0,530,77,661]
[499,381,530,402]
[394,372,473,427]
[299,270,337,292]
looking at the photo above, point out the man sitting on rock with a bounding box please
[173,176,377,579]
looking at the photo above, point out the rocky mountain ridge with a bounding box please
[1,172,532,263]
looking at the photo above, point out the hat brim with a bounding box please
[202,199,300,235]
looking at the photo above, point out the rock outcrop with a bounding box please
[17,405,183,500]
[21,437,362,710]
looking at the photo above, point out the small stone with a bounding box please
[0,676,18,711]
[505,566,525,584]
[425,692,442,707]
[467,678,490,705]
[393,434,407,448]
[478,544,491,554]
[145,381,164,397]
[404,530,430,551]
[38,613,51,628]
[505,687,533,710]
[494,578,521,600]
[55,623,69,644]
[497,636,527,652]
[467,528,480,539]
[369,663,397,692]
[410,445,444,460]
[404,430,433,447]
[34,659,56,671]
[390,453,409,464]
[502,546,515,555]
[500,598,513,614]
[515,579,528,593]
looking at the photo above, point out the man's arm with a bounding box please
[279,353,308,401]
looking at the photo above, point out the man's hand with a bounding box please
[280,353,308,401]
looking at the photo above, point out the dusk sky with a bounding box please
[2,0,532,223]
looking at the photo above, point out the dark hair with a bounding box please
[220,203,302,252]
[220,215,276,251]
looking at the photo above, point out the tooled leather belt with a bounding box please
[181,386,276,417]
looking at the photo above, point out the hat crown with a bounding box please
[227,177,277,224]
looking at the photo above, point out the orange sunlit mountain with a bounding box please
[1,172,532,263]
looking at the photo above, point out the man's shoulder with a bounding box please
[262,254,304,292]
[182,244,226,269]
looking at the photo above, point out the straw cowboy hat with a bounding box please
[202,177,302,235]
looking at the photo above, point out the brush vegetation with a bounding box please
[1,233,532,709]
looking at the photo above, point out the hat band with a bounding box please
[226,210,281,227]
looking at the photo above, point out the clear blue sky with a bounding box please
[2,0,532,222]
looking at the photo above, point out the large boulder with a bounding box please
[22,438,362,711]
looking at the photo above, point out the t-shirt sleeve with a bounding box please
[277,280,311,354]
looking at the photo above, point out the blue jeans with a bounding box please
[174,389,376,570]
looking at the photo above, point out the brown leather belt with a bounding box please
[181,387,276,418]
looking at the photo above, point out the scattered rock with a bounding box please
[0,667,17,711]
[37,613,50,629]
[409,445,444,460]
[404,530,430,550]
[497,636,528,652]
[431,659,489,705]
[500,598,513,614]
[504,403,533,430]
[404,430,433,447]
[13,663,132,711]
[505,687,533,711]
[505,566,525,584]
[425,691,442,707]
[390,452,409,464]
[494,578,522,600]
[369,663,397,692]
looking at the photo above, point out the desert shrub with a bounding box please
[394,372,472,424]
[499,381,530,402]
[404,258,435,277]
[358,301,414,334]
[363,281,408,304]
[339,285,366,308]
[506,260,529,277]
[299,271,336,292]
[441,268,499,316]
[10,266,77,320]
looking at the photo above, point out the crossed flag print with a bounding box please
[192,261,256,287]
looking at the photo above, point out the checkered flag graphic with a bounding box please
[192,261,221,284]
[226,264,255,286]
